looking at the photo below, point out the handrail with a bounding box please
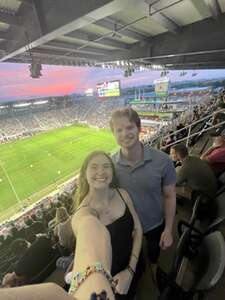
[160,108,225,142]
[161,120,225,150]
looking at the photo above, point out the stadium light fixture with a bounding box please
[14,103,31,107]
[33,100,48,105]
[151,64,163,70]
[29,62,42,78]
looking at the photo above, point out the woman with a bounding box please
[71,151,143,300]
[0,151,143,300]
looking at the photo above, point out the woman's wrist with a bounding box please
[128,253,139,275]
[69,262,116,295]
[126,265,135,276]
[131,253,139,261]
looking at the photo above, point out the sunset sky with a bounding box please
[0,62,225,102]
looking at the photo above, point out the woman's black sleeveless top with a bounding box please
[106,190,134,276]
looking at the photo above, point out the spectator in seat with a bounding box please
[201,126,225,176]
[10,238,31,257]
[54,206,75,252]
[171,144,218,201]
[215,91,225,109]
[212,111,225,126]
[0,212,117,299]
[2,235,58,287]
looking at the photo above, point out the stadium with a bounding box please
[0,1,225,300]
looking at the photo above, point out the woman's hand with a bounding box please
[113,269,133,295]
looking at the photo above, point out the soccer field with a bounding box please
[0,124,117,216]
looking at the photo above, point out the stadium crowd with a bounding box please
[0,90,225,299]
[0,97,125,143]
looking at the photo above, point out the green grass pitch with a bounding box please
[0,124,117,215]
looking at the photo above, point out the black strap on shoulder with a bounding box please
[116,188,126,205]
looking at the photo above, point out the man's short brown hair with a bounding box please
[109,107,141,132]
[171,143,188,158]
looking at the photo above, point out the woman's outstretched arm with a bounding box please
[70,212,115,300]
[0,212,115,300]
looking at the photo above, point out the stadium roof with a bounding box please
[0,0,225,70]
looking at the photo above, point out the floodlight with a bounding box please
[29,62,42,78]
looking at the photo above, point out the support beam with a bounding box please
[204,0,222,19]
[0,0,136,62]
[8,56,99,67]
[140,1,180,34]
[107,13,225,65]
[43,41,110,56]
[165,62,225,69]
[95,18,147,41]
[2,0,43,57]
[0,12,19,26]
[0,42,6,51]
[0,32,9,40]
[27,49,102,62]
[67,30,130,50]
[141,50,225,65]
[189,0,211,19]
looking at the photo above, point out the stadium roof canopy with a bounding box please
[0,0,225,70]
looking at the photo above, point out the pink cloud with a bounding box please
[0,64,91,101]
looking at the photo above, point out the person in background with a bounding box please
[201,126,225,176]
[2,235,58,288]
[170,144,218,201]
[54,206,75,252]
[110,108,176,279]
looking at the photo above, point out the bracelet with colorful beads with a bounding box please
[68,262,116,295]
[127,265,135,276]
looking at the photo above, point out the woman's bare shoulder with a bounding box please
[71,204,99,231]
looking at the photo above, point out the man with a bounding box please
[201,126,225,176]
[170,144,218,200]
[110,108,176,271]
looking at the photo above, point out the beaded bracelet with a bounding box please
[127,265,135,276]
[131,253,139,260]
[68,262,117,295]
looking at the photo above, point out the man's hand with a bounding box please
[159,229,173,250]
[113,269,133,295]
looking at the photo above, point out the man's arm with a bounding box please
[160,184,176,250]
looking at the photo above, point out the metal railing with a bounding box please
[150,108,225,150]
[161,119,225,150]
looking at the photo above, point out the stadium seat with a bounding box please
[193,231,225,291]
[218,171,225,185]
[157,231,225,300]
[206,191,225,234]
[29,253,59,284]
